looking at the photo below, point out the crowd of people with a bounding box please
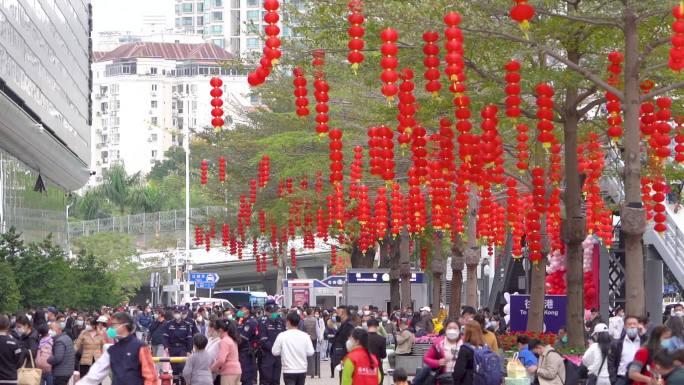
[3,302,684,385]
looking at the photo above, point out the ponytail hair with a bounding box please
[351,328,375,369]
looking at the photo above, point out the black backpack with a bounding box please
[548,351,581,385]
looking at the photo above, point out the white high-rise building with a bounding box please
[90,41,254,185]
[174,0,302,57]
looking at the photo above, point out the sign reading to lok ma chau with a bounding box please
[509,295,567,334]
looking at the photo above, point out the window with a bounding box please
[246,10,259,22]
[112,117,120,126]
[151,134,158,142]
[246,38,260,49]
[110,84,119,93]
[247,0,259,6]
[101,119,107,127]
[151,150,158,158]
[150,67,158,75]
[214,0,222,7]
[197,2,204,12]
[197,16,204,25]
[182,17,193,25]
[211,25,223,34]
[192,100,198,110]
[182,3,193,12]
[100,102,108,113]
[151,101,158,108]
[175,18,181,27]
[151,84,158,91]
[175,4,180,13]
[151,117,158,125]
[212,11,223,21]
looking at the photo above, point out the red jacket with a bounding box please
[344,347,379,385]
[423,336,462,374]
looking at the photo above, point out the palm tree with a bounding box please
[101,165,143,216]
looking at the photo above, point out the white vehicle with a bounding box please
[181,296,234,310]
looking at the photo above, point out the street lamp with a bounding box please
[65,203,72,258]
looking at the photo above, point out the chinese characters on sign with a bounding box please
[509,295,567,334]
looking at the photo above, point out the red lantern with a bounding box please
[249,179,257,205]
[312,52,330,136]
[347,0,365,70]
[422,31,441,95]
[210,77,224,129]
[221,223,229,247]
[675,116,684,163]
[200,159,208,185]
[671,5,684,71]
[390,184,405,237]
[515,124,530,173]
[420,246,427,270]
[330,245,337,266]
[379,28,399,102]
[218,156,226,183]
[397,68,417,147]
[504,60,522,119]
[510,0,535,31]
[535,83,555,148]
[292,67,309,117]
[290,248,297,268]
[205,232,211,252]
[640,81,656,138]
[247,0,280,87]
[528,167,546,263]
[329,128,344,185]
[606,51,623,142]
[258,155,270,188]
[195,226,203,247]
[349,146,364,199]
[374,187,389,240]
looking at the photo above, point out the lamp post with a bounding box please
[65,203,72,258]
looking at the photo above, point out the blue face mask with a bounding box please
[661,338,673,350]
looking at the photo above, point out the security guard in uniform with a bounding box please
[257,303,285,385]
[237,305,259,385]
[163,308,193,385]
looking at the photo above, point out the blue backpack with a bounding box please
[466,344,504,385]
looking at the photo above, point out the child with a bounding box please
[183,334,214,385]
[393,368,409,385]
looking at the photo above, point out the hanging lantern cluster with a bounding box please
[374,187,389,240]
[258,155,270,188]
[427,130,447,231]
[210,77,224,129]
[642,177,654,221]
[218,156,226,183]
[333,183,346,231]
[208,218,216,239]
[303,211,315,249]
[535,83,555,148]
[504,60,522,120]
[582,236,598,310]
[290,248,297,268]
[313,51,330,137]
[407,187,427,234]
[329,129,344,185]
[652,97,673,161]
[651,177,668,233]
[675,116,684,163]
[510,0,535,31]
[479,105,505,185]
[357,185,373,252]
[205,231,211,252]
[222,223,230,247]
[292,67,309,117]
[670,5,684,71]
[195,226,204,247]
[258,210,267,235]
[390,184,404,237]
[409,125,429,185]
[443,12,464,84]
[316,205,328,240]
[379,28,399,102]
[368,125,395,181]
[349,146,363,199]
[200,159,208,185]
[640,81,656,138]
[347,0,365,70]
[247,0,280,86]
[422,31,441,95]
[606,51,623,141]
[506,179,523,258]
[528,167,546,263]
[330,245,337,266]
[396,68,417,147]
[249,179,257,205]
[420,246,427,270]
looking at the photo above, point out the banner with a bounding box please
[509,295,567,334]
[292,288,310,307]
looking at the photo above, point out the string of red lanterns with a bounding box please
[670,4,684,71]
[347,0,365,71]
[209,77,224,129]
[313,51,330,137]
[535,83,555,148]
[422,31,441,96]
[379,28,399,102]
[247,0,280,86]
[292,67,309,117]
[396,68,416,148]
[606,51,623,142]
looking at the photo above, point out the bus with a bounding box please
[212,291,268,309]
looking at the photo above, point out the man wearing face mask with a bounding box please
[70,315,86,342]
[163,308,193,385]
[331,306,355,378]
[149,311,168,360]
[365,319,387,384]
[608,315,642,385]
[47,318,76,385]
[14,315,39,361]
[0,315,24,384]
[257,304,285,385]
[236,305,258,385]
[78,312,157,385]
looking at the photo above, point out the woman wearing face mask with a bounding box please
[425,320,462,373]
[664,315,684,352]
[206,320,222,385]
[629,325,672,385]
[341,329,380,385]
[210,320,241,385]
[35,324,53,385]
[582,324,612,385]
[70,315,86,343]
[74,318,105,377]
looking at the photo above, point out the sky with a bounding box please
[91,0,175,34]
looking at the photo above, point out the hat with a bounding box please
[47,307,57,313]
[592,323,609,336]
[420,306,431,313]
[96,315,109,324]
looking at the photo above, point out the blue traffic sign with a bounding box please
[189,272,220,284]
[195,282,216,289]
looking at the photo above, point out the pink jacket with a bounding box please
[423,336,462,374]
[210,334,242,376]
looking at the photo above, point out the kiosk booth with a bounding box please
[343,269,429,312]
[283,276,345,308]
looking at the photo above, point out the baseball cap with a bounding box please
[420,306,431,312]
[592,323,609,336]
[96,315,109,324]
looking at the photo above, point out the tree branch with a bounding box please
[576,86,598,106]
[640,37,670,61]
[641,80,684,101]
[578,97,606,116]
[536,8,622,28]
[462,27,625,99]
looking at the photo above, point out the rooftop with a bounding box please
[93,42,235,62]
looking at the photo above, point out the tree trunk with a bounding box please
[621,4,646,317]
[561,55,587,347]
[431,234,444,309]
[449,235,466,319]
[399,229,412,309]
[276,249,286,295]
[350,241,376,268]
[388,237,401,311]
[465,191,479,308]
[527,262,547,333]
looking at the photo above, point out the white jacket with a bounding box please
[582,343,610,381]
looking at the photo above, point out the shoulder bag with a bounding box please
[18,351,42,385]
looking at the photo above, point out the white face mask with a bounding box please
[446,328,460,341]
[85,325,92,331]
[676,311,684,317]
[174,314,181,320]
[76,320,84,326]
[345,339,355,352]
[382,317,389,323]
[197,316,203,323]
[48,330,57,337]
[363,311,371,316]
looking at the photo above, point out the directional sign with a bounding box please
[321,276,346,287]
[189,272,220,284]
[163,285,179,292]
[195,282,216,289]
